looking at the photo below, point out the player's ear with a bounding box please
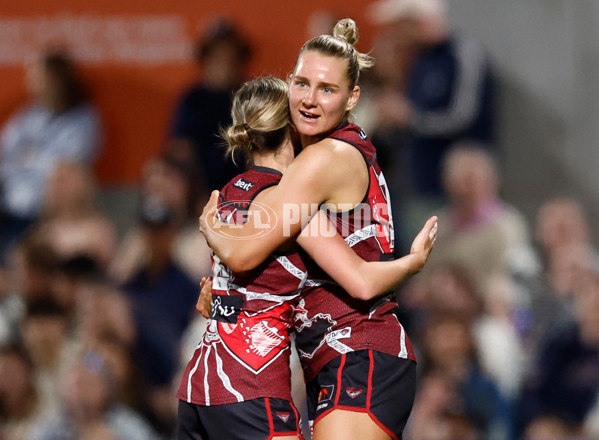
[346,86,360,112]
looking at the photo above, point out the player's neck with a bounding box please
[252,139,294,172]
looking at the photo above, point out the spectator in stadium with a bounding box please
[0,47,102,262]
[34,162,117,268]
[110,154,211,284]
[166,17,252,204]
[367,0,496,250]
[425,143,536,300]
[0,343,45,440]
[28,344,159,440]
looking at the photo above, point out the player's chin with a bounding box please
[295,120,324,137]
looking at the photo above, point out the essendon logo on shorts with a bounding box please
[276,412,290,423]
[346,387,363,399]
[318,385,334,403]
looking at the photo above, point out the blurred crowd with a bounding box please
[1,1,598,439]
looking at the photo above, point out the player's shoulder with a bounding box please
[301,137,361,162]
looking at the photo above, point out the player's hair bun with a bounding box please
[333,18,359,47]
[224,123,253,157]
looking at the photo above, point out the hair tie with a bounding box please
[241,123,254,146]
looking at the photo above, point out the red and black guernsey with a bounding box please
[178,166,310,406]
[293,123,416,382]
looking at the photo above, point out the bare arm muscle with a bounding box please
[297,212,438,300]
[200,140,365,271]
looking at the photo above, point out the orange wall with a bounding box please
[0,1,377,184]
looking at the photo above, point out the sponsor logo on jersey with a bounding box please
[358,129,368,140]
[325,327,351,341]
[346,387,363,399]
[318,384,334,403]
[210,294,243,323]
[325,327,354,354]
[233,178,254,191]
[276,411,290,423]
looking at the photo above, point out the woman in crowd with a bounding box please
[0,48,102,261]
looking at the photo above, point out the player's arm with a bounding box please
[297,212,438,300]
[200,141,356,272]
[194,215,436,314]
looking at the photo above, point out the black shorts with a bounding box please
[306,350,417,440]
[177,398,304,440]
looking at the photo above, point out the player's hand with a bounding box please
[196,277,213,318]
[199,190,220,238]
[410,216,438,271]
